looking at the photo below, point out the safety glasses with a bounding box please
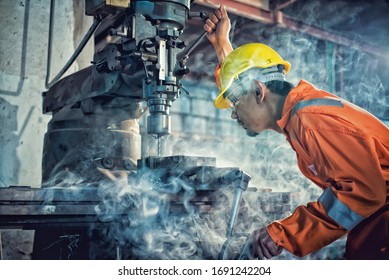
[223,74,254,108]
[223,66,286,108]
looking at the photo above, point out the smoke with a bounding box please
[91,168,252,259]
[72,130,303,260]
[223,0,389,120]
[337,50,388,119]
[130,0,389,259]
[89,126,312,260]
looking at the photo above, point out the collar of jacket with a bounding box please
[276,79,319,134]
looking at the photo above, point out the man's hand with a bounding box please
[203,4,230,47]
[203,5,233,63]
[240,228,283,259]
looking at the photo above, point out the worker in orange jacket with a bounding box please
[204,5,389,259]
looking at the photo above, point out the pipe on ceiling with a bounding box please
[194,0,387,59]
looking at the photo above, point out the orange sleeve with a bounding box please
[267,201,346,257]
[267,118,386,257]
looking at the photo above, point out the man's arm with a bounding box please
[203,5,233,64]
[267,117,386,257]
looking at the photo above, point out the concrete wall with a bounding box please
[0,0,93,188]
[0,0,93,259]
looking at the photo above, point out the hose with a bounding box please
[45,0,103,89]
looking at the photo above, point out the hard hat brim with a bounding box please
[214,90,230,109]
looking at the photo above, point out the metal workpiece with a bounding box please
[2,155,252,226]
[137,156,252,241]
[137,155,216,170]
[0,158,251,230]
[140,161,254,259]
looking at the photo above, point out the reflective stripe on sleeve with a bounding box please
[292,98,343,117]
[318,188,364,230]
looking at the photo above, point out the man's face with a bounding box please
[229,83,271,136]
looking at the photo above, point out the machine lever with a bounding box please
[179,31,207,67]
[178,11,208,67]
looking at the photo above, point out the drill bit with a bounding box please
[157,137,161,157]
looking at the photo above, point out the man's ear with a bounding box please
[254,80,266,104]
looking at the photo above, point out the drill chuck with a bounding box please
[147,98,172,137]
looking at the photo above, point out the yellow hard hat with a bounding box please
[215,43,291,109]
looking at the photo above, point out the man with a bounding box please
[204,5,389,259]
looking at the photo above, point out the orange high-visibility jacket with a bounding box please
[267,80,389,257]
[215,65,389,256]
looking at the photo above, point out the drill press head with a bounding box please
[90,0,192,138]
